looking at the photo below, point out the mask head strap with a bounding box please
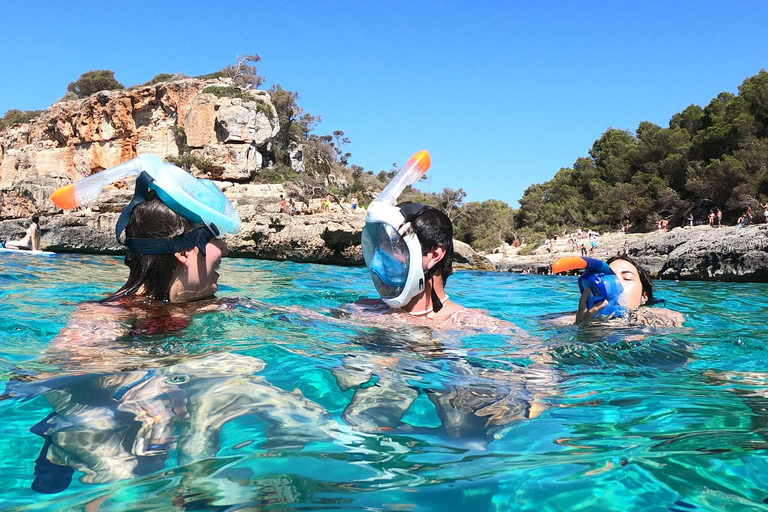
[124,226,216,256]
[399,202,429,225]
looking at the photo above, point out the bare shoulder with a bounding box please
[632,307,685,327]
[53,302,132,345]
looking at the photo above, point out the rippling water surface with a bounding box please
[2,253,768,511]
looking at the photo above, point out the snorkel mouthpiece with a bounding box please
[552,257,628,318]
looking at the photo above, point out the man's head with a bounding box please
[361,200,456,311]
[400,203,453,282]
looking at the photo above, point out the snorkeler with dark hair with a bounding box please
[354,198,514,330]
[571,255,684,327]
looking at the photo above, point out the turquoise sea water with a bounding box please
[2,253,768,511]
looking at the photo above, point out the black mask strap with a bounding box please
[115,171,154,244]
[124,226,216,256]
[399,202,429,224]
[423,267,444,313]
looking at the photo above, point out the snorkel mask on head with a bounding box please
[51,154,241,255]
[362,151,445,310]
[552,257,629,318]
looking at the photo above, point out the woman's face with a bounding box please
[609,259,647,309]
[170,239,229,302]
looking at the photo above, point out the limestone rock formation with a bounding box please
[0,78,279,219]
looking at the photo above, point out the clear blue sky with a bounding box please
[1,1,766,206]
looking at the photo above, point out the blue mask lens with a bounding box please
[362,222,409,299]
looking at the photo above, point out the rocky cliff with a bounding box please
[0,81,487,267]
[0,77,359,264]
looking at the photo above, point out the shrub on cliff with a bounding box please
[0,109,43,131]
[144,73,187,86]
[221,54,264,90]
[67,70,124,98]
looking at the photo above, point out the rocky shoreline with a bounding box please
[2,78,767,281]
[3,199,768,281]
[489,224,768,282]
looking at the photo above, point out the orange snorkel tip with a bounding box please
[51,184,79,210]
[408,150,431,173]
[552,257,588,274]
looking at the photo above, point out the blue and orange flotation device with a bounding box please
[552,257,628,318]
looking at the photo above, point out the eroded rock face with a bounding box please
[632,225,768,282]
[0,78,280,217]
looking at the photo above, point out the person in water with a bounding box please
[51,157,237,356]
[5,214,41,250]
[335,197,553,442]
[21,157,366,492]
[573,255,684,327]
[355,201,511,330]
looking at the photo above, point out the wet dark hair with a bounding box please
[398,202,454,281]
[102,192,194,303]
[31,215,40,225]
[606,254,663,306]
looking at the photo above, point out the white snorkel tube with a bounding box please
[362,150,432,308]
[372,150,432,208]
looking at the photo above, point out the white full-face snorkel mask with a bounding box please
[362,202,429,308]
[361,150,436,309]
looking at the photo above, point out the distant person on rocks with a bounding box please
[351,195,358,212]
[581,243,587,257]
[763,202,768,223]
[5,215,41,251]
[716,208,723,227]
[746,206,754,225]
[708,211,715,227]
[280,194,288,214]
[687,213,694,228]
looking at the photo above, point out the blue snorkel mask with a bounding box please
[51,154,241,256]
[553,257,629,318]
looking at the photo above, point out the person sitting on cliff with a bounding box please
[5,215,41,251]
[568,255,684,328]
